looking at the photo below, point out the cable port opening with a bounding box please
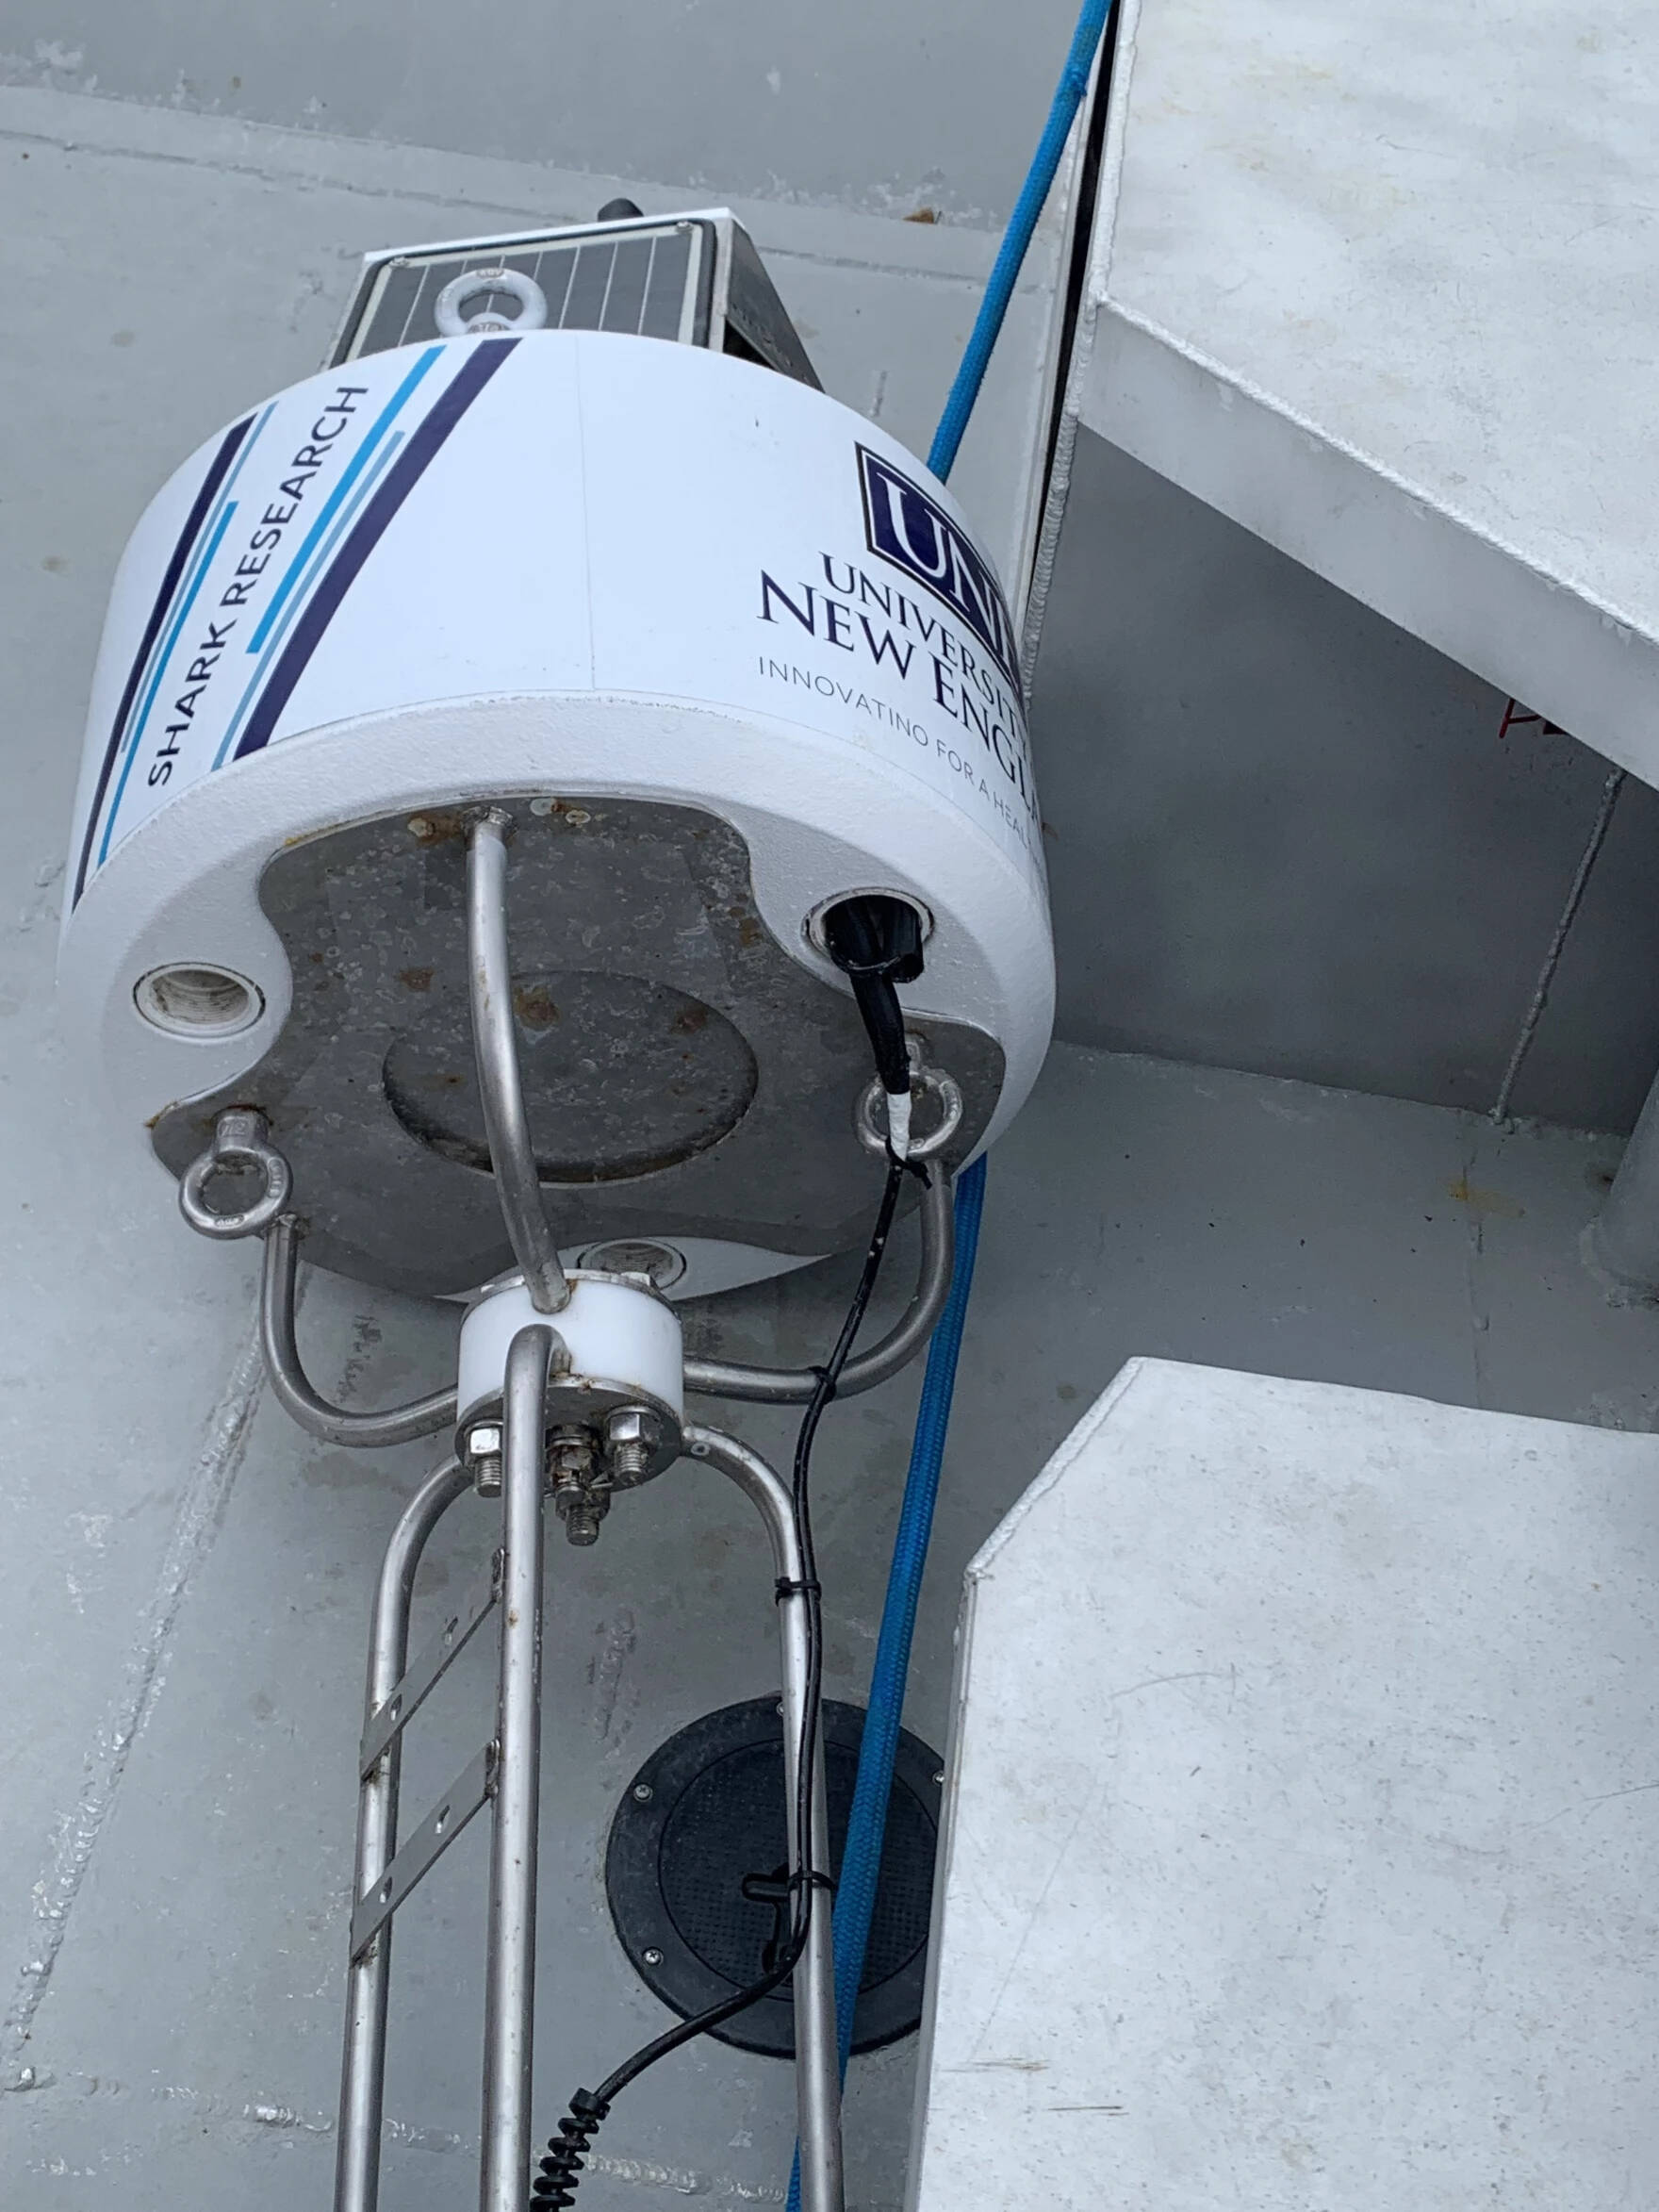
[135,964,264,1038]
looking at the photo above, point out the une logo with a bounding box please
[857,445,1019,689]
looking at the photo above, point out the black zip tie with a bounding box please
[774,1576,822,1604]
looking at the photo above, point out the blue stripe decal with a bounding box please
[234,338,518,762]
[72,411,254,906]
[212,431,405,768]
[90,403,275,873]
[124,405,271,742]
[245,345,442,654]
[94,497,242,870]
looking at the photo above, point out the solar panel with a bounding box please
[327,210,820,391]
[332,221,711,363]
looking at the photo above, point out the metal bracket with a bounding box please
[350,1742,497,1960]
[359,1550,503,1777]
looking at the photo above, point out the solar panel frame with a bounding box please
[327,217,715,366]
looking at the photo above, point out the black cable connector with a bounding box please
[820,895,925,1103]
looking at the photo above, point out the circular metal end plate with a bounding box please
[150,799,1004,1296]
[605,1696,943,2057]
[384,970,757,1181]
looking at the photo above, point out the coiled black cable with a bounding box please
[532,2089,609,2207]
[529,1155,915,2206]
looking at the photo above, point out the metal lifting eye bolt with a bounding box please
[434,267,550,337]
[178,1107,292,1240]
[854,1044,962,1163]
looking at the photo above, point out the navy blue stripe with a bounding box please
[73,414,253,906]
[234,340,518,763]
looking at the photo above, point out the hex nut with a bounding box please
[604,1407,659,1451]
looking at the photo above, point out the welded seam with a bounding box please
[0,117,999,287]
[1,1315,266,2082]
[1490,767,1625,1125]
[1459,1120,1491,1412]
[15,2068,780,2200]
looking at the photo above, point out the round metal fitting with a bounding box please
[855,1050,963,1162]
[178,1109,292,1240]
[433,267,550,336]
[803,889,932,963]
[135,963,264,1038]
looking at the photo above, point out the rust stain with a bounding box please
[403,806,473,845]
[513,982,560,1029]
[671,1001,710,1034]
[1446,1173,1524,1220]
[398,965,434,993]
[736,915,764,949]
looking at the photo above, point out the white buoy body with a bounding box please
[59,329,1054,1294]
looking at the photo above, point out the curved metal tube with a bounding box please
[467,809,570,1314]
[682,1164,955,1404]
[336,1455,470,2212]
[261,1217,458,1447]
[684,1425,843,2212]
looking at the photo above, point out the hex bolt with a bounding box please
[463,1419,503,1496]
[560,1494,606,1546]
[604,1405,660,1488]
[547,1425,613,1543]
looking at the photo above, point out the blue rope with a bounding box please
[787,5,1111,2201]
[826,1153,986,2081]
[928,0,1112,484]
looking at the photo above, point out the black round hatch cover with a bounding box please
[605,1697,944,2058]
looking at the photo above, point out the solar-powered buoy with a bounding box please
[57,208,1054,2212]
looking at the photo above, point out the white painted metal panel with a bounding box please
[912,1358,1659,2208]
[1069,0,1659,789]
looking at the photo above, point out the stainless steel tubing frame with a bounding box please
[482,1323,555,2211]
[468,809,572,1315]
[333,1327,555,2212]
[686,1423,845,2212]
[335,1455,471,2212]
[682,1164,954,1404]
[261,1215,458,1446]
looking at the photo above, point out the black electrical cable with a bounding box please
[530,1154,917,2209]
[820,896,925,1105]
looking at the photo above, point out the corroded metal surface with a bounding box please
[152,797,1002,1295]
